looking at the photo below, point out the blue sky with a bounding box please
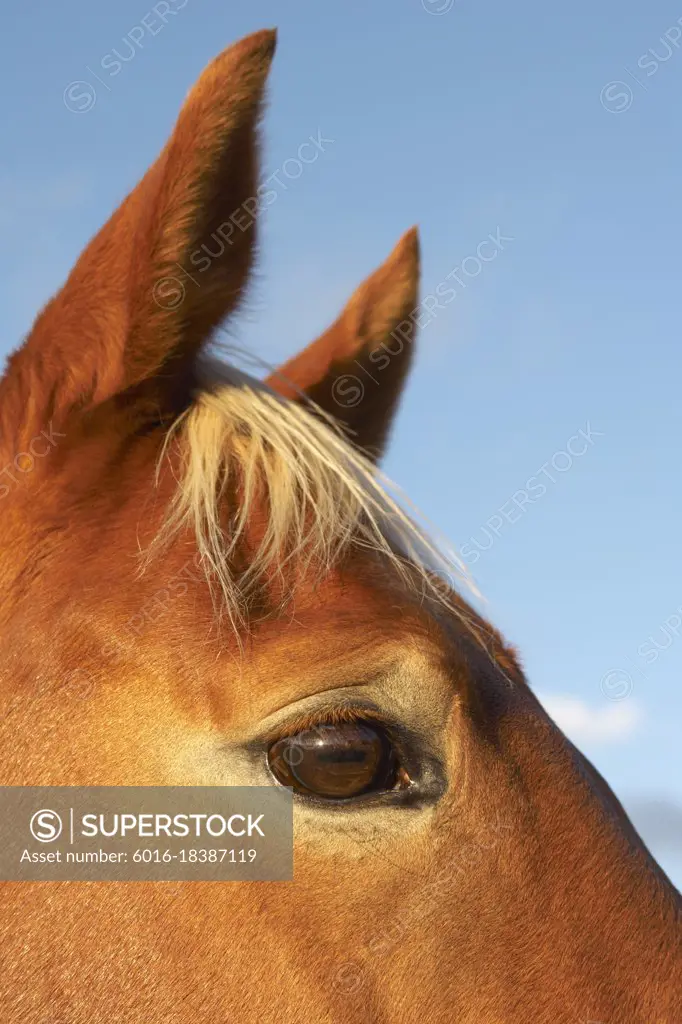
[2,1,681,885]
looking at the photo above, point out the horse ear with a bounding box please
[266,227,420,461]
[0,29,276,443]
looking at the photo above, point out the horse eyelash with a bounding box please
[262,704,390,744]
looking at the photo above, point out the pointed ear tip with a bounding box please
[195,29,277,94]
[240,27,278,60]
[391,225,420,265]
[220,27,277,68]
[402,224,420,257]
[383,226,420,287]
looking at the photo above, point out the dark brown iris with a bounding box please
[268,721,399,799]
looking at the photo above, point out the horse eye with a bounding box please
[267,721,401,799]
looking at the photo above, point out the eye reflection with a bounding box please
[268,720,401,799]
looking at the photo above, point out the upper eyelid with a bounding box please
[252,698,392,748]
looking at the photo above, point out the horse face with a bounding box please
[0,30,678,1024]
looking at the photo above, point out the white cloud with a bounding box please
[537,692,641,744]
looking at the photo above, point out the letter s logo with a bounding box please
[30,809,63,843]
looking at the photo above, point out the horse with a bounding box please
[0,28,679,1024]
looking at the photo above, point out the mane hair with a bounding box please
[151,357,475,636]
